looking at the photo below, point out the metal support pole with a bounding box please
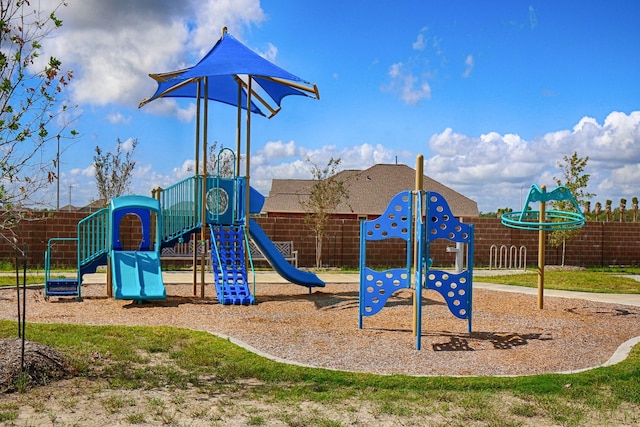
[193,79,201,296]
[200,77,209,299]
[56,135,60,210]
[537,186,546,309]
[413,154,423,345]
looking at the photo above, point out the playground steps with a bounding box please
[214,271,255,305]
[211,225,255,305]
[45,278,79,299]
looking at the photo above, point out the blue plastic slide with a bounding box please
[248,219,325,288]
[111,250,167,300]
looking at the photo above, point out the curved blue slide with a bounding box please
[249,219,325,288]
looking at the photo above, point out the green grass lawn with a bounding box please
[0,272,72,287]
[475,269,640,294]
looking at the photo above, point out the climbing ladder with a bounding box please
[210,225,255,305]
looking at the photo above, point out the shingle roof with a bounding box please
[262,164,479,217]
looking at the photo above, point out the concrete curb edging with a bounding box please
[208,331,640,378]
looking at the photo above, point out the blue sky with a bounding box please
[36,0,640,212]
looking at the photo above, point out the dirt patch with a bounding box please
[0,338,75,392]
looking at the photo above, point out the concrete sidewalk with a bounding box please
[78,271,362,286]
[473,281,640,307]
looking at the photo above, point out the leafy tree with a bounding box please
[549,151,595,265]
[300,157,349,269]
[479,208,512,218]
[552,151,595,208]
[0,0,76,226]
[93,138,138,205]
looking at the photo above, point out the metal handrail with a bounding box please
[77,208,109,266]
[158,175,202,242]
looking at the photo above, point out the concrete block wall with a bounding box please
[2,212,639,269]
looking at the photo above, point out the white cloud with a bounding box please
[256,43,278,63]
[412,33,426,51]
[424,111,640,212]
[261,140,298,158]
[604,164,640,195]
[246,142,411,195]
[121,138,137,153]
[106,111,131,125]
[72,165,95,178]
[462,54,474,78]
[39,0,265,110]
[63,110,640,212]
[172,159,196,180]
[383,62,431,105]
[529,5,538,29]
[189,0,266,57]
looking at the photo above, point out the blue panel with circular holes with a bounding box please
[425,269,471,319]
[363,191,412,241]
[426,192,473,243]
[361,267,410,316]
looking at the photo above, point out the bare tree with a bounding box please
[93,138,138,205]
[0,0,76,227]
[185,142,239,177]
[300,157,349,269]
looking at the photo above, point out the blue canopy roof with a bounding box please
[181,32,305,82]
[142,70,266,115]
[139,31,319,117]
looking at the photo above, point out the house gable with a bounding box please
[262,164,479,217]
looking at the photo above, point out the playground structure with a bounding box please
[501,184,585,308]
[358,156,475,350]
[44,156,325,304]
[45,28,324,304]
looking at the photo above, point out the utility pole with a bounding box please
[56,134,60,210]
[68,184,73,211]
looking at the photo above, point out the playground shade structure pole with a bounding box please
[193,79,201,296]
[200,77,210,299]
[245,77,252,242]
